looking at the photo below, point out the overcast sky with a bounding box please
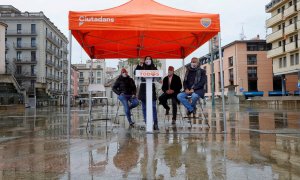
[2,0,270,69]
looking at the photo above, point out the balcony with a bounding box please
[46,74,54,80]
[63,47,69,54]
[283,5,297,18]
[46,46,55,54]
[266,13,283,28]
[46,34,61,48]
[284,23,297,36]
[13,43,37,50]
[54,64,62,71]
[46,59,54,66]
[267,46,284,58]
[13,57,37,64]
[285,41,298,52]
[5,30,37,36]
[54,52,62,59]
[266,29,283,43]
[265,0,287,12]
[14,72,37,79]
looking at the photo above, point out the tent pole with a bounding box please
[67,30,72,136]
[88,59,94,133]
[218,32,227,133]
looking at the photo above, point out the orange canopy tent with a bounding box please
[68,0,220,59]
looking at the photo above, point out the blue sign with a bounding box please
[239,87,244,92]
[298,80,300,88]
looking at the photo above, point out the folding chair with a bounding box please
[86,84,111,133]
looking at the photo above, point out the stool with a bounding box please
[114,101,137,127]
[182,96,210,128]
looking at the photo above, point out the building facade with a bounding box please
[0,5,69,106]
[265,0,300,94]
[73,60,106,101]
[200,40,274,97]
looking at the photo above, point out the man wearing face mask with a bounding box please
[177,57,207,116]
[113,68,139,127]
[134,56,160,130]
[159,66,182,124]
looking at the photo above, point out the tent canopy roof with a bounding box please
[69,0,220,59]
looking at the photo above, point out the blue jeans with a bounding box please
[118,94,139,124]
[141,100,158,124]
[177,92,200,112]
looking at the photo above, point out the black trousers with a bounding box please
[158,93,178,118]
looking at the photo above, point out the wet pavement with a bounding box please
[0,104,299,179]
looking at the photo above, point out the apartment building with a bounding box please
[265,0,300,93]
[73,60,106,100]
[199,39,275,97]
[0,5,68,106]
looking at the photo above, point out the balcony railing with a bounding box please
[265,0,285,12]
[266,13,283,28]
[13,57,37,64]
[284,23,297,36]
[285,41,298,52]
[13,43,37,50]
[267,46,284,58]
[46,59,54,66]
[46,33,62,48]
[46,46,55,54]
[6,30,37,36]
[14,72,37,78]
[284,4,297,18]
[266,29,283,43]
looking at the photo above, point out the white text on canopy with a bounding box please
[135,70,163,77]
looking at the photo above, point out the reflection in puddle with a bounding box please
[0,105,299,179]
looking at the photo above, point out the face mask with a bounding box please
[191,63,197,68]
[122,73,127,77]
[145,60,151,65]
[168,71,173,76]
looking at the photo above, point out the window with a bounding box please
[278,24,281,30]
[277,8,281,14]
[290,54,294,66]
[279,41,282,47]
[79,79,84,84]
[31,24,36,34]
[16,65,22,74]
[97,71,101,77]
[289,1,292,6]
[247,55,257,65]
[283,57,287,67]
[295,53,299,65]
[289,19,293,25]
[279,58,282,68]
[31,51,36,62]
[289,36,293,43]
[17,24,21,34]
[229,69,234,85]
[31,65,35,76]
[17,51,22,61]
[17,38,22,48]
[31,37,36,47]
[97,78,101,84]
[247,67,257,79]
[228,57,233,67]
[79,72,83,78]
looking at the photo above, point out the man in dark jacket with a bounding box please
[177,57,207,115]
[112,68,139,127]
[159,66,182,124]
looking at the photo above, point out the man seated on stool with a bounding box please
[112,68,139,128]
[177,57,207,116]
[159,66,182,125]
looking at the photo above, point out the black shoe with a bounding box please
[187,110,193,116]
[129,122,135,128]
[171,120,176,125]
[153,124,159,131]
[193,108,197,115]
[165,108,170,115]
